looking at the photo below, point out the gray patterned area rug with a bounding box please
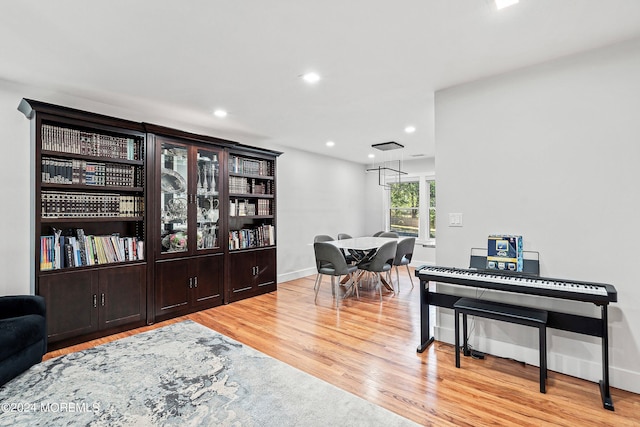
[0,320,418,426]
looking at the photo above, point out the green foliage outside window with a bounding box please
[389,180,436,239]
[390,182,419,237]
[428,180,436,239]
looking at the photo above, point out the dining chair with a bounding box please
[313,242,359,307]
[392,237,415,291]
[357,240,397,302]
[312,235,335,289]
[372,231,385,237]
[379,231,399,238]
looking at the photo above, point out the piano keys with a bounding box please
[415,265,618,411]
[417,266,617,303]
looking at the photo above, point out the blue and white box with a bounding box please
[487,234,523,272]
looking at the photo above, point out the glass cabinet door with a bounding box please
[196,148,220,250]
[160,142,189,254]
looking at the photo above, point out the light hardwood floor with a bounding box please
[45,270,640,426]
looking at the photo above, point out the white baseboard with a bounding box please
[278,261,432,284]
[278,267,316,283]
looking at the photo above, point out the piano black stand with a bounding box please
[415,265,617,411]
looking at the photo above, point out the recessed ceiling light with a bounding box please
[368,154,375,159]
[301,72,321,84]
[404,126,416,134]
[495,0,519,10]
[213,109,228,118]
[325,141,335,147]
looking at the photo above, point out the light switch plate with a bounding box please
[448,213,463,227]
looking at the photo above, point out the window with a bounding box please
[427,179,436,239]
[388,178,435,242]
[389,182,419,237]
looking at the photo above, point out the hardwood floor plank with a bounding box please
[44,269,640,426]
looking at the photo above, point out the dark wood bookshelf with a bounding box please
[20,98,281,349]
[21,99,147,349]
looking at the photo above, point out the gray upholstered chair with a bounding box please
[313,235,335,288]
[357,240,397,302]
[313,242,359,307]
[379,231,399,238]
[372,231,385,237]
[392,237,415,291]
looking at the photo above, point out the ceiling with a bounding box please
[2,1,640,164]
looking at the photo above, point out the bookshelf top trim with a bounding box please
[19,99,146,132]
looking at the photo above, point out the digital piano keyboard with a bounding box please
[415,265,618,411]
[416,266,617,304]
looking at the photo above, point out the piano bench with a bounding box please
[453,297,548,393]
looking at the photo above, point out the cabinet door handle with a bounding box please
[93,294,97,308]
[194,277,198,288]
[101,293,105,306]
[189,277,193,288]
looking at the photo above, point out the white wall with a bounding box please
[273,145,370,282]
[275,151,437,281]
[0,80,32,295]
[434,38,640,393]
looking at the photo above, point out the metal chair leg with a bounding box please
[314,273,323,302]
[313,273,321,290]
[348,272,359,299]
[395,266,401,292]
[338,273,359,302]
[389,271,395,293]
[405,264,414,288]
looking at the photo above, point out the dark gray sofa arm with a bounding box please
[0,295,46,320]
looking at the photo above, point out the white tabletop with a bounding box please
[326,236,399,251]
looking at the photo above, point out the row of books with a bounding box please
[229,199,272,217]
[41,124,142,161]
[228,156,273,176]
[42,157,141,187]
[228,176,273,195]
[41,191,144,218]
[255,199,271,216]
[228,224,275,250]
[40,229,144,271]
